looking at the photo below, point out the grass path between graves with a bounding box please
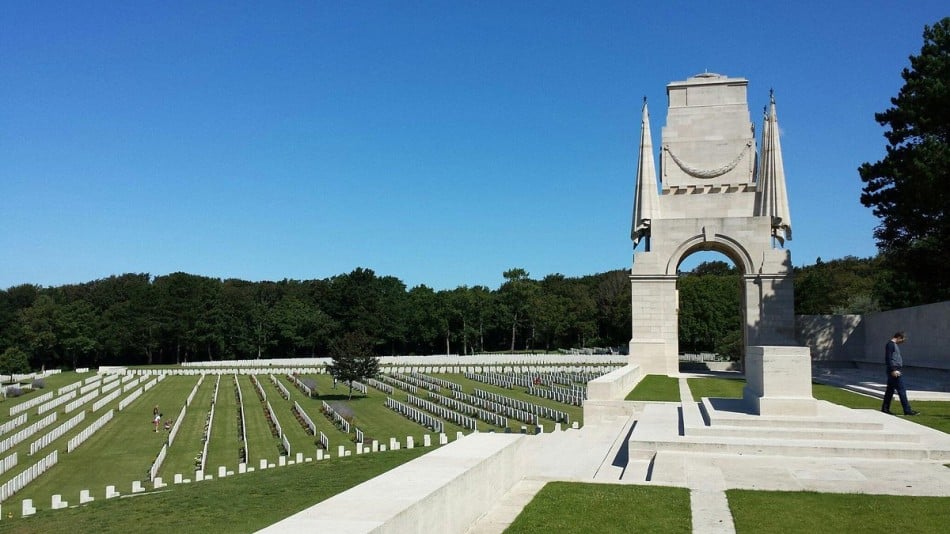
[204,375,239,471]
[159,376,213,480]
[260,375,317,457]
[239,375,280,466]
[1,447,429,534]
[505,481,691,533]
[14,378,176,507]
[285,375,353,453]
[728,490,949,533]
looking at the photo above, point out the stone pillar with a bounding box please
[628,274,679,376]
[743,345,816,416]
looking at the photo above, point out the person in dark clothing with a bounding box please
[881,331,919,416]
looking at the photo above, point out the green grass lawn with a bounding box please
[687,376,746,399]
[238,375,282,465]
[159,376,214,479]
[205,375,239,470]
[625,374,680,401]
[728,490,950,534]
[506,482,691,533]
[1,447,429,534]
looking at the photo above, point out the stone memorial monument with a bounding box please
[630,73,814,415]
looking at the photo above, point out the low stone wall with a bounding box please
[797,301,950,371]
[586,364,643,401]
[259,433,527,533]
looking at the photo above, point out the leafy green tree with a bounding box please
[17,294,60,369]
[0,346,31,375]
[498,268,538,351]
[858,17,950,305]
[327,331,380,399]
[677,264,741,355]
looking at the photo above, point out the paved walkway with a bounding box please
[468,368,950,534]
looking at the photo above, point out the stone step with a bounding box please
[684,423,920,443]
[629,434,947,461]
[698,398,883,431]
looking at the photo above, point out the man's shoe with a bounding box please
[904,411,920,416]
[881,409,893,414]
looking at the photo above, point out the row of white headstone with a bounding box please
[456,389,538,425]
[29,412,85,456]
[8,391,53,416]
[0,449,57,502]
[385,397,444,433]
[11,433,446,518]
[293,401,317,434]
[406,394,477,430]
[366,377,394,394]
[427,391,509,428]
[392,373,441,393]
[36,390,77,415]
[67,409,114,453]
[0,413,56,455]
[286,373,314,397]
[410,371,463,391]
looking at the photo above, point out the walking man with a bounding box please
[881,331,919,416]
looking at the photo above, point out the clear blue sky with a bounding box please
[2,2,945,291]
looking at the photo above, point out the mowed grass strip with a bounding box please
[728,490,949,534]
[290,374,355,443]
[159,376,214,480]
[238,375,281,465]
[506,481,691,533]
[260,376,318,457]
[204,375,239,471]
[688,376,746,399]
[14,378,179,507]
[2,447,429,534]
[625,374,681,401]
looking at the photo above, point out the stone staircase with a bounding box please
[621,379,950,482]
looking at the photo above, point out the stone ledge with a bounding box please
[258,433,526,533]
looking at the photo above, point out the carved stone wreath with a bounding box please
[663,141,752,179]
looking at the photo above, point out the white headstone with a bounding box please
[439,433,448,445]
[22,499,36,517]
[174,474,183,484]
[423,434,431,447]
[295,452,303,463]
[153,477,165,489]
[238,463,247,474]
[278,456,286,467]
[259,459,268,470]
[51,494,67,509]
[195,471,204,482]
[106,485,119,499]
[80,489,94,504]
[337,445,345,458]
[406,436,414,449]
[218,466,227,478]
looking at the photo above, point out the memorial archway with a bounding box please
[629,73,797,377]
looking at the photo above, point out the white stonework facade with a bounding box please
[630,73,796,376]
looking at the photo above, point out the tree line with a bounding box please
[0,267,632,371]
[0,254,916,374]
